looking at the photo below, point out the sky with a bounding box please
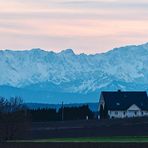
[0,0,148,54]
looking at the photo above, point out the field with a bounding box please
[5,118,148,148]
[12,136,148,143]
[26,117,148,140]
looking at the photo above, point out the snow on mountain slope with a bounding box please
[0,43,148,103]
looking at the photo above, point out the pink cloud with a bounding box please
[0,0,147,54]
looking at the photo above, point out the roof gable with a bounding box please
[127,104,141,111]
[101,91,148,111]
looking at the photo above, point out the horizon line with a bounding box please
[0,42,148,55]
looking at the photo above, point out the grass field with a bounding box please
[11,136,148,143]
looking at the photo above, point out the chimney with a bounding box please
[118,89,121,92]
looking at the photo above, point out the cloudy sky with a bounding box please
[0,0,148,54]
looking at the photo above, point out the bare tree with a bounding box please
[0,97,30,141]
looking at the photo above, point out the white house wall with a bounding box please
[107,104,148,119]
[99,95,105,110]
[108,111,125,118]
[108,110,148,119]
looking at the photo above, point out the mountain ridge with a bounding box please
[0,43,148,103]
[1,42,148,55]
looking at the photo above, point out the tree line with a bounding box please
[0,97,95,141]
[29,105,94,122]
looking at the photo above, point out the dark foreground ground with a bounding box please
[1,142,148,148]
[2,118,148,148]
[25,117,148,140]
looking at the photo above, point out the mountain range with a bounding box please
[0,43,148,103]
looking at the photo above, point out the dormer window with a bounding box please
[116,102,120,106]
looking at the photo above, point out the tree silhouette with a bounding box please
[0,97,30,141]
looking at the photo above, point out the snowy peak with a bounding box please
[60,49,75,55]
[0,43,148,94]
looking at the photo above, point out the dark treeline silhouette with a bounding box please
[30,108,57,122]
[29,105,94,122]
[0,97,30,141]
[59,105,94,121]
[0,96,95,140]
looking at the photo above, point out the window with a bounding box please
[115,111,118,115]
[135,111,137,115]
[116,102,120,106]
[124,112,126,115]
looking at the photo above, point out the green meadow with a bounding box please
[10,136,148,143]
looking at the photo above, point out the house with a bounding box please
[99,90,148,119]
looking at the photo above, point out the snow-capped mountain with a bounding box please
[0,43,148,103]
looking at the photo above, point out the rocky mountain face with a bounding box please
[0,43,148,103]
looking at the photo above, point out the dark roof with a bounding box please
[101,91,148,111]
